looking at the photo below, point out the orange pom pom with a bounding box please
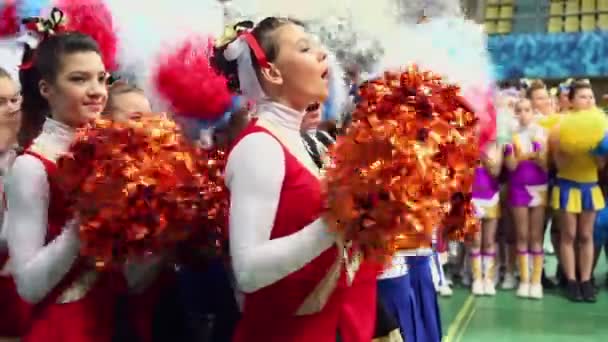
[324,66,479,259]
[55,115,228,268]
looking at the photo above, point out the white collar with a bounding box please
[0,147,17,176]
[29,118,76,162]
[256,101,305,132]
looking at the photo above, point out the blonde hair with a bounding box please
[103,81,145,115]
[0,67,12,80]
[525,80,547,99]
[515,97,532,110]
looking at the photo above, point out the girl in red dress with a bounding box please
[4,32,116,342]
[102,81,182,342]
[214,18,378,342]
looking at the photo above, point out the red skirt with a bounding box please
[233,266,378,342]
[22,280,117,342]
[0,275,31,337]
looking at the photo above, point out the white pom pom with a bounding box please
[105,0,224,110]
[224,38,248,62]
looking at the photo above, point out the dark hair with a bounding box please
[18,32,101,146]
[212,17,302,92]
[318,120,338,140]
[568,80,593,101]
[525,80,547,99]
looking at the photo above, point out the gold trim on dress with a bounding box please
[255,118,363,314]
[56,270,98,304]
[295,253,342,315]
[372,329,405,342]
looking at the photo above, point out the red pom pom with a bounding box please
[0,2,19,37]
[325,67,479,258]
[56,0,118,70]
[154,36,231,120]
[54,116,228,268]
[464,87,496,151]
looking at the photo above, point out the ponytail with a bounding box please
[211,17,302,93]
[18,44,47,146]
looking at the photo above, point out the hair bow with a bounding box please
[519,78,532,89]
[219,20,270,100]
[215,20,254,48]
[549,87,558,97]
[107,74,121,86]
[22,7,66,37]
[19,8,66,70]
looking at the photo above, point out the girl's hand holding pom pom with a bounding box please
[54,116,228,269]
[324,66,479,260]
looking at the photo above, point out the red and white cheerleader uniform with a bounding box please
[4,118,119,342]
[225,101,379,342]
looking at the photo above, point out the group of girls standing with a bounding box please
[0,16,350,342]
[0,26,247,340]
[471,79,605,303]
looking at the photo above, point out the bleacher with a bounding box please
[484,0,608,34]
[484,0,514,34]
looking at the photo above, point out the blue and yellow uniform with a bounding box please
[551,152,605,213]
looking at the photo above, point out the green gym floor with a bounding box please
[439,253,608,342]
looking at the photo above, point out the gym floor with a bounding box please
[440,253,608,342]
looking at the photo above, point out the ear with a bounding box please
[39,79,52,100]
[259,63,283,86]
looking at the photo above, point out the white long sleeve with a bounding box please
[5,155,80,303]
[1,148,18,275]
[226,131,334,294]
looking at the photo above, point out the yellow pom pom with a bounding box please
[537,113,562,130]
[558,108,608,155]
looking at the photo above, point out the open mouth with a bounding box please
[307,103,320,112]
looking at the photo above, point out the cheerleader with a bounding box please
[0,67,20,228]
[529,81,562,291]
[495,91,517,290]
[470,141,502,296]
[526,80,554,120]
[173,100,249,342]
[552,81,604,302]
[301,104,336,169]
[215,18,378,342]
[4,32,117,341]
[101,82,187,342]
[505,98,549,299]
[0,66,30,338]
[302,104,403,342]
[102,81,152,120]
